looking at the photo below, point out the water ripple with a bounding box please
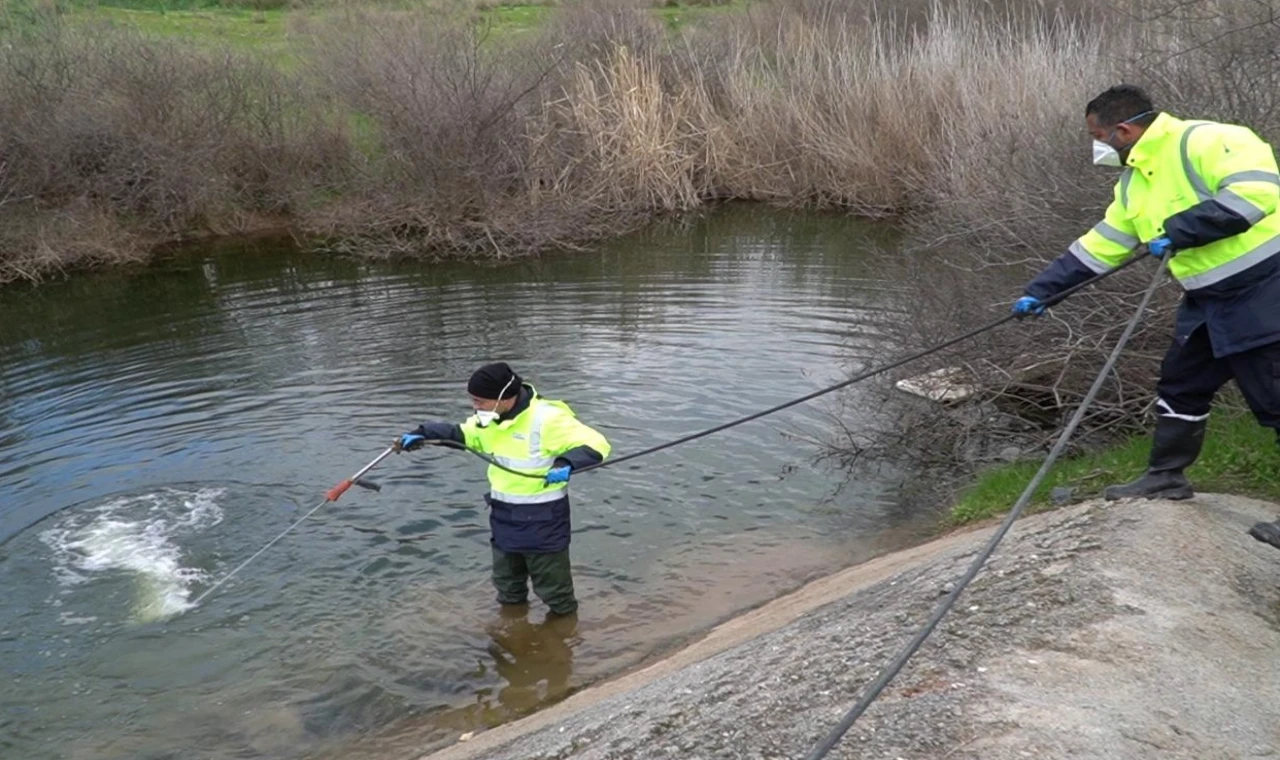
[0,206,919,760]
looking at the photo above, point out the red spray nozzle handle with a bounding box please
[326,479,353,502]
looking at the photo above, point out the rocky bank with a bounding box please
[419,493,1280,760]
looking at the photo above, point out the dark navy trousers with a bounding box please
[1156,326,1280,436]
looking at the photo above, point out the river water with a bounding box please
[0,206,928,759]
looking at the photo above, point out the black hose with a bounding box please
[400,254,1163,759]
[430,253,1149,479]
[580,255,1148,473]
[802,256,1168,760]
[424,439,546,478]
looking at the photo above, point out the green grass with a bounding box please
[950,405,1280,525]
[484,3,555,33]
[56,0,749,58]
[87,6,291,51]
[79,0,276,9]
[653,1,740,28]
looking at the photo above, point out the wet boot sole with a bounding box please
[1249,521,1280,549]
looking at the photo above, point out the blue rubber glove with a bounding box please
[545,465,571,485]
[397,433,425,452]
[1011,295,1046,318]
[1147,236,1174,258]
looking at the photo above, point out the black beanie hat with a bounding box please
[468,362,522,400]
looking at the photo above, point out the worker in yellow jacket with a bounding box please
[1011,84,1280,549]
[396,363,612,614]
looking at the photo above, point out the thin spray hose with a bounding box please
[803,257,1169,760]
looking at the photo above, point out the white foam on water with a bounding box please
[57,611,99,626]
[39,488,225,623]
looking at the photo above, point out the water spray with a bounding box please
[190,446,396,608]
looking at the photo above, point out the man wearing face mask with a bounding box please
[1011,84,1280,550]
[394,362,612,614]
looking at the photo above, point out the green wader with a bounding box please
[491,546,578,615]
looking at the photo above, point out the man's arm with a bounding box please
[1163,125,1280,250]
[1026,190,1140,300]
[543,412,611,471]
[415,421,467,446]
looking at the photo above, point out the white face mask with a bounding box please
[1090,110,1154,167]
[1092,139,1123,167]
[472,375,515,428]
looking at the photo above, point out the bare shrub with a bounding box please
[302,0,696,257]
[0,200,148,285]
[832,0,1280,499]
[0,13,348,280]
[539,0,668,63]
[669,0,1114,217]
[1121,0,1280,138]
[305,11,566,255]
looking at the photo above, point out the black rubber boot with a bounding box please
[1249,520,1280,550]
[1103,417,1206,501]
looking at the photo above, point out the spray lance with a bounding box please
[189,438,546,608]
[190,246,1155,610]
[190,446,393,607]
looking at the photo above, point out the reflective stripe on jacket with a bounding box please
[1027,112,1280,356]
[459,384,610,552]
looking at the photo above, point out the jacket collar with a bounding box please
[1125,112,1183,170]
[496,384,536,424]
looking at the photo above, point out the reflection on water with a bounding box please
[0,205,924,759]
[481,607,578,721]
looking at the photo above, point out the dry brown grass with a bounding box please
[288,0,1125,259]
[0,0,1125,278]
[5,0,1280,483]
[686,0,1113,216]
[854,0,1280,493]
[3,0,1279,300]
[0,12,348,281]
